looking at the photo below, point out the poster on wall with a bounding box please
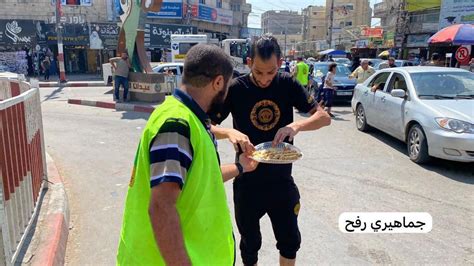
[89,23,120,49]
[439,0,474,29]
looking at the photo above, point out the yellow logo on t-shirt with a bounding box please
[250,100,281,131]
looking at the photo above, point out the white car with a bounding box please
[152,63,184,94]
[352,67,474,163]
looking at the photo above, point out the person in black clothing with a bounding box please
[210,35,331,266]
[351,56,360,72]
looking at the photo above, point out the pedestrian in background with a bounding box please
[110,51,131,102]
[350,59,375,84]
[295,56,309,91]
[351,56,360,72]
[116,44,258,265]
[323,62,337,117]
[41,56,51,81]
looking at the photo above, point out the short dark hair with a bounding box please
[182,44,233,88]
[329,63,337,72]
[249,34,281,61]
[431,53,440,61]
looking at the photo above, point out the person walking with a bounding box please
[116,44,258,265]
[323,63,337,117]
[350,59,376,84]
[210,35,331,266]
[110,51,131,102]
[295,56,309,90]
[41,56,51,81]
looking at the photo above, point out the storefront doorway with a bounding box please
[64,46,87,73]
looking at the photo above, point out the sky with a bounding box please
[246,0,381,28]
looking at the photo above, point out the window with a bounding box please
[231,3,240,11]
[312,26,317,29]
[179,43,198,54]
[345,21,352,26]
[216,0,222,8]
[368,72,391,91]
[313,12,318,15]
[387,73,408,93]
[199,0,205,4]
[345,4,354,10]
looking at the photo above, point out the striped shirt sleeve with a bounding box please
[149,118,193,189]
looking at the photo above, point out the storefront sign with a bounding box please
[355,39,369,48]
[90,23,119,49]
[439,0,474,29]
[361,27,384,38]
[144,24,197,48]
[185,3,233,25]
[44,24,89,46]
[0,20,36,47]
[406,34,431,48]
[52,0,93,6]
[147,0,183,19]
[49,15,86,24]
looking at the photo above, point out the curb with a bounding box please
[68,98,156,114]
[31,153,70,266]
[39,82,108,88]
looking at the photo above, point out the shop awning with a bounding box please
[319,49,347,56]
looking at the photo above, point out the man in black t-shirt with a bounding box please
[211,35,331,266]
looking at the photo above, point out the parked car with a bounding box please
[312,62,357,101]
[351,67,474,163]
[334,58,351,68]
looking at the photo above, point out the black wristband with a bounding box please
[235,162,244,176]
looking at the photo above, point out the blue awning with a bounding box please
[319,49,347,56]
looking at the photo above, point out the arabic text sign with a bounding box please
[147,0,183,19]
[0,20,36,46]
[196,4,233,25]
[439,0,474,29]
[144,24,197,48]
[339,212,432,233]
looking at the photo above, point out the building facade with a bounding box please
[261,10,303,35]
[325,0,371,49]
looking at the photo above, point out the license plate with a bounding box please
[337,91,352,96]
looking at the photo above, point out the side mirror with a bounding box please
[391,89,406,98]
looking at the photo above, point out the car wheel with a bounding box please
[407,124,430,163]
[355,104,370,132]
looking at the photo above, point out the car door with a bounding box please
[379,72,408,140]
[364,72,392,129]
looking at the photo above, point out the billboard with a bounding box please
[147,0,183,19]
[144,24,197,48]
[406,0,441,12]
[52,0,93,6]
[184,4,233,25]
[361,27,384,38]
[439,0,474,29]
[0,20,36,47]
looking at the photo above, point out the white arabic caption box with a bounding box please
[339,212,432,233]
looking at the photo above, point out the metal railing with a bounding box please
[0,78,47,265]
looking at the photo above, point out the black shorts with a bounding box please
[233,177,301,265]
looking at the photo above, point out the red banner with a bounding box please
[361,27,384,38]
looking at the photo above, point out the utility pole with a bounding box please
[55,0,67,83]
[327,0,335,48]
[394,0,407,59]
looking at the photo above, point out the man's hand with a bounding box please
[273,123,300,146]
[238,153,259,173]
[227,129,255,153]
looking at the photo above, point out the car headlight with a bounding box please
[435,118,474,134]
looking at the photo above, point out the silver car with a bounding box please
[351,67,474,163]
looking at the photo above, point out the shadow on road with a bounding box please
[120,111,151,121]
[367,128,474,184]
[42,86,65,102]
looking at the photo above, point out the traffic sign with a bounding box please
[455,46,469,62]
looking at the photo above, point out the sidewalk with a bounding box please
[33,74,108,88]
[61,86,160,114]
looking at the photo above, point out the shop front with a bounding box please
[406,34,432,61]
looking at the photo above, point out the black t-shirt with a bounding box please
[211,73,316,182]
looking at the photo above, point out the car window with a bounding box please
[368,72,391,90]
[386,73,408,93]
[411,72,474,97]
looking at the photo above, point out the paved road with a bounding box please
[40,87,473,265]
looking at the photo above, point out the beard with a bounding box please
[207,85,227,116]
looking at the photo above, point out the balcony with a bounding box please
[241,3,251,13]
